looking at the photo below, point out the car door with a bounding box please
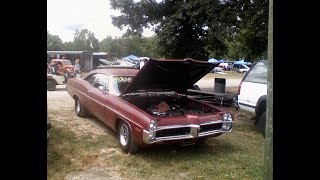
[86,74,116,127]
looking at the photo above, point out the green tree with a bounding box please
[100,36,161,58]
[73,29,100,52]
[100,36,113,53]
[109,0,268,61]
[234,0,269,60]
[47,31,64,50]
[63,41,75,51]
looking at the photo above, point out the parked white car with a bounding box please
[237,64,250,74]
[211,66,223,73]
[237,60,268,136]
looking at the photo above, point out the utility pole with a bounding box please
[265,0,273,179]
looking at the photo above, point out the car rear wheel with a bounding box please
[118,120,138,154]
[255,111,266,137]
[47,80,56,91]
[75,98,88,117]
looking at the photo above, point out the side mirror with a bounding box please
[98,85,105,91]
[98,86,109,93]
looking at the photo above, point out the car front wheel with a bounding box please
[118,120,138,154]
[75,98,88,117]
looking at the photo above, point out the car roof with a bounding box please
[82,68,138,79]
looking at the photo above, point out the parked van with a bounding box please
[237,60,268,136]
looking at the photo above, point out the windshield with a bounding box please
[242,64,250,69]
[244,60,268,84]
[110,76,133,95]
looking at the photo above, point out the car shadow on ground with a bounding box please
[137,137,237,157]
[85,116,119,139]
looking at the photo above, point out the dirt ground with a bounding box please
[48,76,243,179]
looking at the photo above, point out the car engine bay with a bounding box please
[123,94,217,117]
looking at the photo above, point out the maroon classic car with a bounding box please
[66,58,234,153]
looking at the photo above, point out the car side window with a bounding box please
[93,74,109,91]
[244,61,268,84]
[85,74,97,86]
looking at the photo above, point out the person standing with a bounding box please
[49,61,59,75]
[74,59,81,74]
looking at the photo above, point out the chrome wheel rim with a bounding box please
[120,124,129,146]
[76,99,81,114]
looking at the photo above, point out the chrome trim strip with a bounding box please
[201,120,224,125]
[68,86,143,129]
[156,120,234,131]
[238,102,256,109]
[157,124,198,130]
[198,129,232,137]
[156,120,235,131]
[143,121,234,144]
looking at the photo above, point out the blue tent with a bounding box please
[234,60,251,64]
[208,58,218,63]
[124,55,140,64]
[234,60,246,65]
[233,60,253,69]
[125,55,140,61]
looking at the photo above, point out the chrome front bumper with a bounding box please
[143,120,234,144]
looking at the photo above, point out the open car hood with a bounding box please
[121,58,219,95]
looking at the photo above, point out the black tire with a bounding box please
[255,96,266,119]
[118,120,138,154]
[47,80,56,91]
[255,111,266,137]
[75,97,88,117]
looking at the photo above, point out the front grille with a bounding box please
[200,123,222,133]
[155,127,190,138]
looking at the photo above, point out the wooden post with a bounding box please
[265,0,273,179]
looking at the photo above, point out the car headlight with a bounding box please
[222,113,233,131]
[148,120,157,139]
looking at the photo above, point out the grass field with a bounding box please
[203,71,245,79]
